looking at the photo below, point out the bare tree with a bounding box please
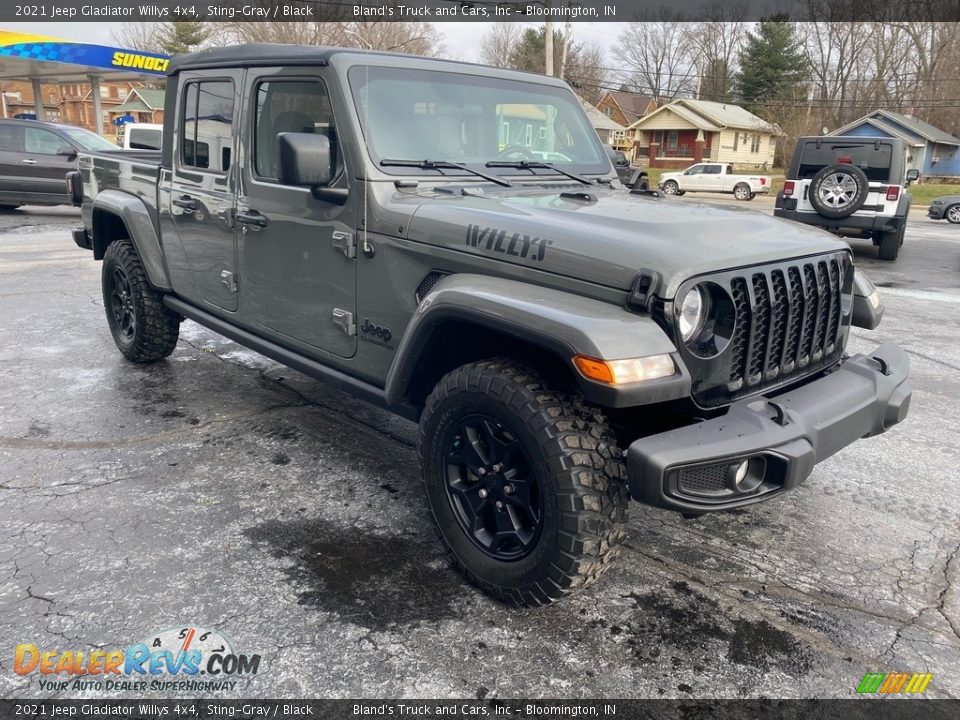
[615,18,698,102]
[688,10,748,102]
[479,23,523,68]
[110,23,166,53]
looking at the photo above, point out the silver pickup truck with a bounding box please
[68,44,911,607]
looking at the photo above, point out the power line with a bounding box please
[564,74,960,111]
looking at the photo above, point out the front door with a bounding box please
[21,125,76,198]
[683,164,707,190]
[236,69,357,359]
[168,71,241,312]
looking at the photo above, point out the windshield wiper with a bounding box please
[380,159,513,187]
[485,160,592,186]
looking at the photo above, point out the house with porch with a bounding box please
[829,110,960,180]
[626,99,778,169]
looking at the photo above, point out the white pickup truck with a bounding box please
[658,163,771,201]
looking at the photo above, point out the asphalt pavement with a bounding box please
[0,203,958,700]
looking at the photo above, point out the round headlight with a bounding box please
[675,281,736,358]
[677,286,705,341]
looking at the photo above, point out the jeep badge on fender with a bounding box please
[71,43,911,608]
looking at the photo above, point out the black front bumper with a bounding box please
[626,342,911,513]
[927,206,944,220]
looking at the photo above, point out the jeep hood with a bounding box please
[403,186,847,298]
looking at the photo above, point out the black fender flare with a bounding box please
[91,189,171,291]
[385,274,691,409]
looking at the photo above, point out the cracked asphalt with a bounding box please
[0,204,958,700]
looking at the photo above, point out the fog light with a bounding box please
[731,460,749,487]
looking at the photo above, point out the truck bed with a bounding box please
[78,150,162,231]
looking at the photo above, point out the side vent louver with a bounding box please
[415,271,450,305]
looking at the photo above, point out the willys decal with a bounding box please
[466,225,553,262]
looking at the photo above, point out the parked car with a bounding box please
[658,163,771,200]
[117,123,163,151]
[71,44,910,607]
[0,118,119,210]
[774,136,917,261]
[927,195,960,224]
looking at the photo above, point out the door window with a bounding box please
[686,165,704,175]
[0,125,21,152]
[129,128,162,150]
[180,80,234,172]
[254,80,338,182]
[702,165,722,174]
[24,127,64,154]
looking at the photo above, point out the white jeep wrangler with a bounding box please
[775,136,918,261]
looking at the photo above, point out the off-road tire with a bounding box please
[877,226,903,261]
[102,239,179,362]
[418,358,629,607]
[661,180,679,195]
[809,163,869,219]
[733,183,752,201]
[946,204,960,224]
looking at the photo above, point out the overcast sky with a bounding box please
[2,21,624,64]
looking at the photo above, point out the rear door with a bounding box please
[794,140,896,217]
[699,164,724,191]
[236,68,357,358]
[0,123,24,195]
[167,72,241,312]
[20,125,76,197]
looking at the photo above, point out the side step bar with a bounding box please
[163,296,420,421]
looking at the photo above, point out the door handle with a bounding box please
[22,159,38,164]
[236,210,269,228]
[172,195,197,212]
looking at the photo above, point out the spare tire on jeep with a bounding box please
[809,163,869,219]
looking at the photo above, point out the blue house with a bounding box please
[830,110,960,179]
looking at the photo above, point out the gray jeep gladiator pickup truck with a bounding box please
[69,45,911,607]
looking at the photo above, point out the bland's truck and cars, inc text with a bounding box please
[69,45,911,607]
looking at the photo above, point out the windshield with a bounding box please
[60,126,118,152]
[348,66,609,176]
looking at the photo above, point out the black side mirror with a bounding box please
[57,146,77,159]
[277,132,347,204]
[278,132,331,186]
[905,168,919,185]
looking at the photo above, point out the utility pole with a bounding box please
[545,20,554,77]
[559,19,571,80]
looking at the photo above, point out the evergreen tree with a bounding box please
[734,16,808,114]
[159,21,210,54]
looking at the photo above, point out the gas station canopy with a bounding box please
[0,29,170,132]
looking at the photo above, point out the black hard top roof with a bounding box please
[169,44,447,74]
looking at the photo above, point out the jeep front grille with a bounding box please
[675,252,852,408]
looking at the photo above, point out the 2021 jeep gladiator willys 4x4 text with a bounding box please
[69,45,912,607]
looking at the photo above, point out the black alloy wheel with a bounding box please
[443,414,542,561]
[109,266,137,342]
